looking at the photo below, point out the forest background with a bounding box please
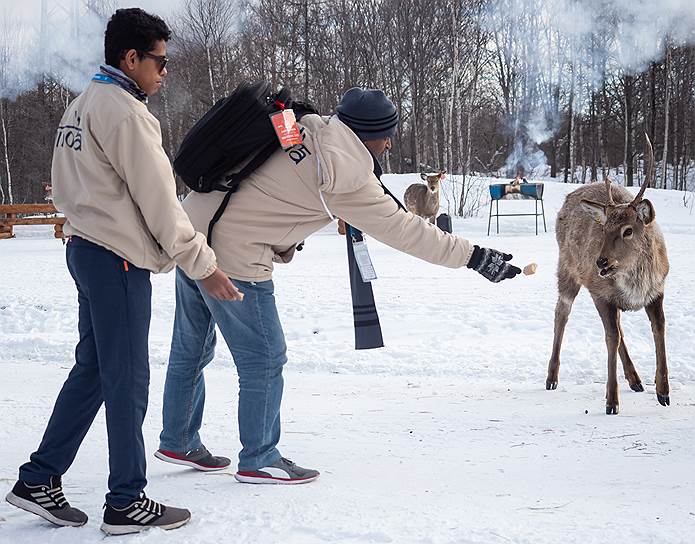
[1,0,694,215]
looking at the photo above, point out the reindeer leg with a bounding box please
[617,323,643,392]
[546,269,580,390]
[594,300,620,414]
[645,294,669,406]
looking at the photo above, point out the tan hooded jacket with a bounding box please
[182,114,474,282]
[51,79,217,280]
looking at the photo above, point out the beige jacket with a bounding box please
[51,80,216,280]
[183,114,474,282]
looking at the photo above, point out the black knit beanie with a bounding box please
[336,87,398,141]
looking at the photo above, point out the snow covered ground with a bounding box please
[1,175,694,543]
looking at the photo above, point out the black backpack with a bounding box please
[173,80,318,243]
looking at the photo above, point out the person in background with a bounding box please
[5,8,242,536]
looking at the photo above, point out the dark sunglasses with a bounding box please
[139,51,168,71]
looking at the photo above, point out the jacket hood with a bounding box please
[300,114,375,194]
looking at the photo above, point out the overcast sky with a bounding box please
[0,1,179,28]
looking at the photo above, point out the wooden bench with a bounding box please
[0,204,66,240]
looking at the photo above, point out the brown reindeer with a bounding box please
[546,137,670,414]
[404,171,445,224]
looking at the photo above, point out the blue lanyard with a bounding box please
[92,73,115,84]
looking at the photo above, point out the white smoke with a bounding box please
[490,0,695,177]
[0,11,29,100]
[39,10,107,94]
[544,0,695,74]
[504,139,549,178]
[0,6,106,99]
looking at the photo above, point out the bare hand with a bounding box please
[199,268,244,301]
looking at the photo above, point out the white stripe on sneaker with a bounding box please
[133,510,150,522]
[257,466,291,479]
[140,513,156,524]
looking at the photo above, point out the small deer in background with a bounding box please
[547,136,670,414]
[404,170,445,224]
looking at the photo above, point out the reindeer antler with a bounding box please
[631,133,654,206]
[604,177,614,206]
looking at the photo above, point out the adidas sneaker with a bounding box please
[5,476,87,527]
[100,492,190,535]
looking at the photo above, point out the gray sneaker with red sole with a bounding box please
[154,446,231,472]
[235,457,319,484]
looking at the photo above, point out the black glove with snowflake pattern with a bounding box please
[466,245,521,283]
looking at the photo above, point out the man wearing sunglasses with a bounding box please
[5,7,242,536]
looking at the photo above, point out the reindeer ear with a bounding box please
[420,173,427,181]
[635,199,655,225]
[580,199,607,225]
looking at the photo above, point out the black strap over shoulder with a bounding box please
[206,139,279,243]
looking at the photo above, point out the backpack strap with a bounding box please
[206,140,278,244]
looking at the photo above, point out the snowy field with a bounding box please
[1,175,694,543]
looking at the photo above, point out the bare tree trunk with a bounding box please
[599,72,610,179]
[661,45,671,189]
[649,62,657,145]
[458,6,483,216]
[579,121,587,183]
[623,74,634,187]
[206,46,217,103]
[589,91,597,181]
[564,91,574,183]
[446,2,459,174]
[0,100,12,205]
[569,113,577,183]
[673,103,679,189]
[161,85,174,158]
[303,0,310,99]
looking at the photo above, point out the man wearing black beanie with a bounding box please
[336,87,400,142]
[336,87,402,349]
[155,86,521,488]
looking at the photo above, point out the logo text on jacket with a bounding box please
[55,112,83,152]
[284,127,310,165]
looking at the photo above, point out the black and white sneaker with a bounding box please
[235,457,319,485]
[5,476,88,527]
[101,492,191,535]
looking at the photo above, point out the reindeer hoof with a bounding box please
[630,383,644,392]
[546,381,558,390]
[657,394,670,406]
[606,405,619,415]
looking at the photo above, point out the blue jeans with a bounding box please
[19,236,151,507]
[159,268,287,471]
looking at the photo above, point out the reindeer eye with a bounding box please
[623,228,633,238]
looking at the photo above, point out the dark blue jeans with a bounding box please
[19,236,151,507]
